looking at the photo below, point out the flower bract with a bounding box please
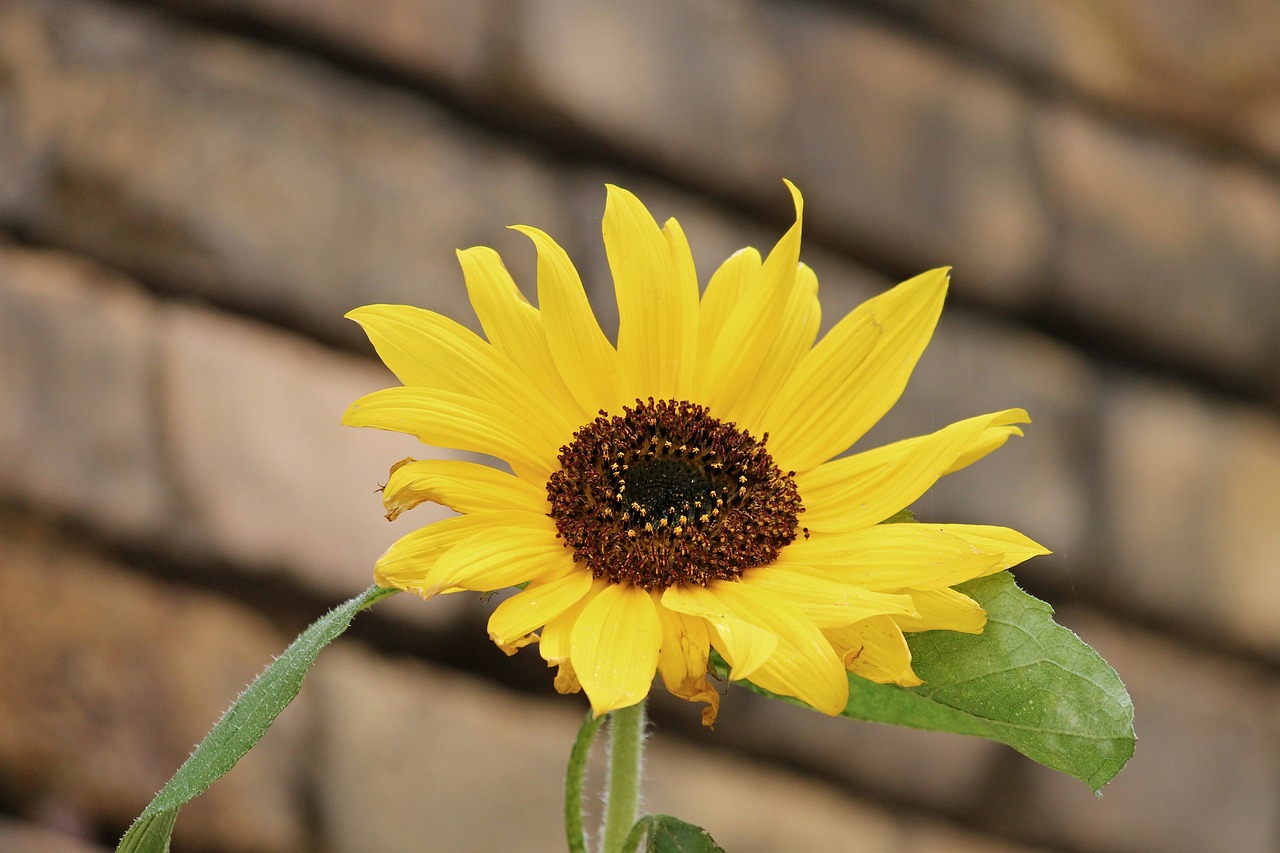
[343,182,1048,725]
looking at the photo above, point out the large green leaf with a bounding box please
[116,584,398,853]
[730,572,1134,791]
[626,815,725,853]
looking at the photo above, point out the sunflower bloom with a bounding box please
[344,182,1048,726]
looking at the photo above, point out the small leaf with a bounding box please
[728,572,1135,791]
[115,811,175,853]
[642,815,726,853]
[116,584,398,853]
[880,508,917,524]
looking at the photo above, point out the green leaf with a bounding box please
[729,572,1135,791]
[632,815,725,853]
[116,584,398,853]
[880,508,918,524]
[115,811,175,853]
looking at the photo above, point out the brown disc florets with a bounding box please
[546,399,804,590]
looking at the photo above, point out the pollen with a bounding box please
[547,399,803,590]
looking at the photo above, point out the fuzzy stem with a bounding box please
[600,699,647,853]
[565,709,606,853]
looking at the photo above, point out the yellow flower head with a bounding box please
[343,182,1048,726]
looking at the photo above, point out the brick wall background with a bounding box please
[2,1,1278,851]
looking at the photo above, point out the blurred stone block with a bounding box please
[1037,105,1280,399]
[0,245,170,540]
[768,4,1051,304]
[1004,613,1280,853]
[169,0,500,92]
[1103,377,1280,656]
[0,522,308,852]
[0,0,569,345]
[687,684,1005,814]
[880,0,1280,162]
[159,299,453,599]
[310,642,1043,853]
[0,233,507,853]
[5,0,1279,404]
[0,818,108,853]
[0,241,472,613]
[516,0,1051,304]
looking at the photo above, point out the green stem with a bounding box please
[620,815,654,853]
[565,709,606,853]
[601,699,647,853]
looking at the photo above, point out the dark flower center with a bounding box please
[547,399,804,590]
[624,457,713,525]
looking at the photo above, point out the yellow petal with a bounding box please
[934,524,1052,572]
[343,387,558,478]
[798,408,1029,532]
[457,246,586,425]
[892,588,986,634]
[760,267,950,473]
[570,583,663,716]
[944,417,1027,475]
[711,581,849,715]
[425,518,571,596]
[739,565,918,628]
[662,216,701,399]
[776,525,1003,591]
[553,658,582,694]
[733,262,822,431]
[488,569,595,652]
[541,577,607,664]
[654,597,720,727]
[697,247,761,365]
[374,511,538,593]
[661,584,776,682]
[512,224,627,414]
[605,186,698,401]
[345,304,574,442]
[826,616,922,686]
[697,182,819,428]
[381,458,547,520]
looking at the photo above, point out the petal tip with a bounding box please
[339,401,362,426]
[781,179,804,218]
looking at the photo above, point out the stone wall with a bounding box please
[2,1,1278,851]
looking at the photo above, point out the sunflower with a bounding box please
[343,182,1047,726]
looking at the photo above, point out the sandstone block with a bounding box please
[0,241,471,621]
[900,821,1049,853]
[1037,105,1280,399]
[767,5,1051,304]
[517,0,1051,304]
[882,0,1280,162]
[0,245,171,540]
[0,818,108,853]
[310,642,1041,852]
[1004,613,1280,853]
[518,0,789,184]
[0,522,308,851]
[0,0,568,346]
[174,0,500,92]
[1102,377,1280,655]
[681,685,1003,813]
[158,299,467,610]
